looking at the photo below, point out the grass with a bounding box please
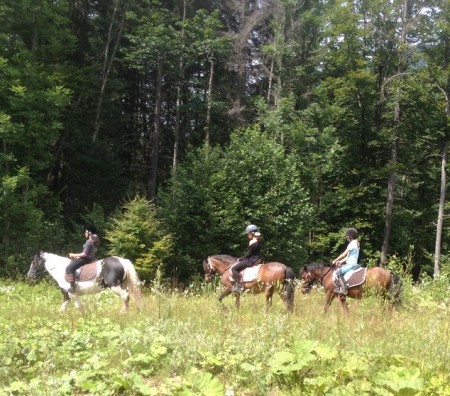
[0,278,449,395]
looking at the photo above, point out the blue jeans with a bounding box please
[336,262,358,277]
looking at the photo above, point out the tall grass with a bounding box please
[0,278,449,395]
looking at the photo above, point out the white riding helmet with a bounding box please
[245,224,258,234]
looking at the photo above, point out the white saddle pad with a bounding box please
[228,264,262,282]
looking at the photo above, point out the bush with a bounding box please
[105,196,173,283]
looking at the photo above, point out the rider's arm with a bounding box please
[332,248,349,265]
[239,240,260,260]
[69,240,92,259]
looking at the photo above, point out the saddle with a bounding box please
[228,261,262,283]
[64,261,99,283]
[333,267,367,288]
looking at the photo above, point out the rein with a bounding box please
[206,257,233,275]
[317,266,333,285]
[33,266,48,277]
[303,265,333,290]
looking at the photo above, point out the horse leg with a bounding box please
[338,294,349,313]
[235,292,241,310]
[111,285,130,313]
[265,284,274,311]
[218,288,232,313]
[60,289,70,313]
[323,291,335,313]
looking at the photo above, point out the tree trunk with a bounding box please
[71,0,89,64]
[93,0,125,143]
[172,0,186,173]
[204,59,215,147]
[380,134,398,266]
[380,0,408,266]
[434,139,448,278]
[150,59,163,201]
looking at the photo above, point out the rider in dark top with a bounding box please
[66,225,99,292]
[231,224,262,292]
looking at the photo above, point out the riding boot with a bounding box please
[68,280,77,293]
[335,276,348,295]
[231,274,244,292]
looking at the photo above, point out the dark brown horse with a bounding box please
[299,263,402,313]
[203,254,295,311]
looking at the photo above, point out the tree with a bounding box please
[0,0,73,268]
[158,126,313,280]
[105,196,173,282]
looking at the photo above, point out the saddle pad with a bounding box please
[64,261,99,283]
[333,267,367,288]
[228,264,263,282]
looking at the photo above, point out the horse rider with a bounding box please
[66,225,100,292]
[231,224,262,292]
[332,227,360,295]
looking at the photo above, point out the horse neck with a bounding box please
[311,265,333,281]
[210,256,233,274]
[43,253,69,272]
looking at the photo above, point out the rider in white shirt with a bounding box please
[332,228,360,295]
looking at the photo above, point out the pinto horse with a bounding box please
[203,254,295,311]
[299,263,402,313]
[27,252,142,313]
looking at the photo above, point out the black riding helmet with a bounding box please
[345,228,358,239]
[86,225,97,235]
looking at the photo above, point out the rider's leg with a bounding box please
[334,268,348,294]
[66,258,86,292]
[231,261,248,292]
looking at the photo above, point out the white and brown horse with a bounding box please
[27,252,141,313]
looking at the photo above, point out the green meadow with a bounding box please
[0,278,449,395]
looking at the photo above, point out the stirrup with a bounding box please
[68,282,78,293]
[232,283,244,293]
[334,286,347,295]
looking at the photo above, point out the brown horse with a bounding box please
[203,254,295,311]
[299,263,402,313]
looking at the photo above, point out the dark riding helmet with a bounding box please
[86,225,97,235]
[245,224,258,234]
[345,228,358,239]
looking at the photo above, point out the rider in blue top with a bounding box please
[332,228,360,295]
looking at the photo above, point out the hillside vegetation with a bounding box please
[1,278,449,395]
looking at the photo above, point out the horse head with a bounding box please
[203,257,217,282]
[27,251,45,283]
[299,263,333,294]
[299,265,314,294]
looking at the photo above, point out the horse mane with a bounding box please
[303,262,332,272]
[214,254,237,261]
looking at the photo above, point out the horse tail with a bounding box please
[122,258,142,308]
[284,266,296,312]
[388,273,403,307]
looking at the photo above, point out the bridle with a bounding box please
[301,265,333,292]
[203,258,217,281]
[28,256,48,280]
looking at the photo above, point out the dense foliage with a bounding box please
[1,277,449,395]
[1,0,450,281]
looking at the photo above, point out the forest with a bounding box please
[1,0,450,283]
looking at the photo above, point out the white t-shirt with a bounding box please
[346,239,360,266]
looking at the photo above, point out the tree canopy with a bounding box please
[2,0,450,281]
